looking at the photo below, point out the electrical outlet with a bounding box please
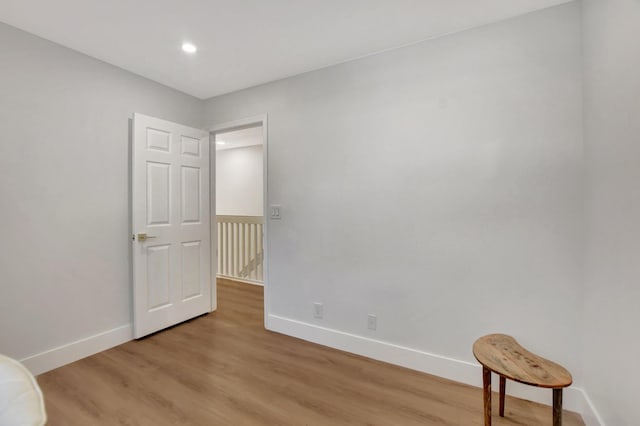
[368,314,377,330]
[313,302,323,319]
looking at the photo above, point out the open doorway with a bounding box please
[215,125,264,284]
[131,113,268,338]
[211,118,268,327]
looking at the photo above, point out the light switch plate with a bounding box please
[270,204,282,220]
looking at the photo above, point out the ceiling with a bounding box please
[215,126,263,151]
[0,0,571,99]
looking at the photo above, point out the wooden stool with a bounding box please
[472,334,572,426]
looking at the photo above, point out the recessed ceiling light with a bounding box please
[216,140,226,145]
[182,43,197,54]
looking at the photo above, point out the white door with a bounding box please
[132,113,212,338]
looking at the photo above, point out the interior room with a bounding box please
[0,1,638,425]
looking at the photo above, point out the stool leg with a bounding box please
[553,388,563,426]
[499,376,506,417]
[483,367,491,426]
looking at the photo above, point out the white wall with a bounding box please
[0,22,203,362]
[582,0,640,424]
[216,145,264,216]
[205,1,584,393]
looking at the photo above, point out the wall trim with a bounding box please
[217,275,264,287]
[268,314,602,425]
[20,324,133,376]
[579,391,606,426]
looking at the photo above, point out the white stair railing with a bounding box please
[216,215,264,283]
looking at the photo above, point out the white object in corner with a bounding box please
[267,314,603,425]
[0,354,47,425]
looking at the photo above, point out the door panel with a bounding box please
[133,113,211,338]
[181,166,201,223]
[147,162,171,225]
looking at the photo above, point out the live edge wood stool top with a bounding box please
[473,334,573,426]
[473,334,572,388]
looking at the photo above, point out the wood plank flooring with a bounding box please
[38,279,584,425]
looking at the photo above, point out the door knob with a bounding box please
[136,232,157,241]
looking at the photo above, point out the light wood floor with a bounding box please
[38,279,584,425]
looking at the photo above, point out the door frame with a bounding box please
[209,115,269,328]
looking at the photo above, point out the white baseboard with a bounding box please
[579,390,606,426]
[20,324,133,376]
[217,275,264,286]
[268,314,603,425]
